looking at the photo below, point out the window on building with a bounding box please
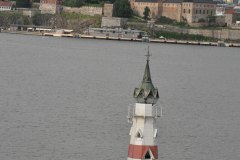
[211,10,213,15]
[183,9,186,13]
[189,9,191,14]
[196,10,198,14]
[199,10,201,14]
[207,10,209,14]
[203,10,205,14]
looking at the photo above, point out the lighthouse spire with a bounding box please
[143,46,152,82]
[133,47,159,104]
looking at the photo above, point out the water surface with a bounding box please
[0,33,240,160]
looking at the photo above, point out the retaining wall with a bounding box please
[63,6,102,16]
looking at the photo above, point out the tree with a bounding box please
[143,6,150,20]
[113,0,132,18]
[63,0,84,7]
[16,0,32,8]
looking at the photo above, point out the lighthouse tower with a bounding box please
[127,48,159,160]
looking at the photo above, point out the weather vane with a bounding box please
[145,46,152,61]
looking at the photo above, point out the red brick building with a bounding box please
[162,0,216,24]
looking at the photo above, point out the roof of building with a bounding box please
[133,47,159,104]
[0,1,13,7]
[135,0,160,3]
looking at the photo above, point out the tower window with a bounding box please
[136,129,143,139]
[137,132,141,138]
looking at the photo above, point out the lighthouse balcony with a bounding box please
[128,103,160,118]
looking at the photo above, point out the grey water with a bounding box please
[0,33,240,160]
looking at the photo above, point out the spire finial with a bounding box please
[145,46,151,62]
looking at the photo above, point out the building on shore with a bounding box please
[0,1,15,11]
[39,0,63,14]
[130,0,163,19]
[130,0,217,24]
[162,0,216,24]
[224,7,240,26]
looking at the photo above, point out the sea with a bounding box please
[0,33,240,160]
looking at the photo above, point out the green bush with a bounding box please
[16,0,32,8]
[63,0,84,7]
[143,7,150,20]
[198,18,205,23]
[156,16,177,24]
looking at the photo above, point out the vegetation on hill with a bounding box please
[16,0,32,8]
[156,16,188,27]
[62,0,116,7]
[0,12,31,27]
[0,12,101,33]
[113,0,132,18]
[143,7,150,20]
[32,13,101,32]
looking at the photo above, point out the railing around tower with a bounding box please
[127,104,162,123]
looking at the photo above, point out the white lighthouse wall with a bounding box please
[130,117,145,145]
[143,118,155,145]
[129,103,157,146]
[135,103,153,117]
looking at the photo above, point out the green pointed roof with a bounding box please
[133,48,159,104]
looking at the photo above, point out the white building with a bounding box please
[127,48,160,160]
[0,1,14,11]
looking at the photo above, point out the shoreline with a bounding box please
[2,30,240,47]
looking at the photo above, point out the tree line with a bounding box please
[13,0,151,19]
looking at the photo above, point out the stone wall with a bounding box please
[63,6,102,16]
[155,24,240,40]
[22,9,40,17]
[39,3,60,14]
[101,17,127,28]
[162,3,182,22]
[103,3,113,17]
